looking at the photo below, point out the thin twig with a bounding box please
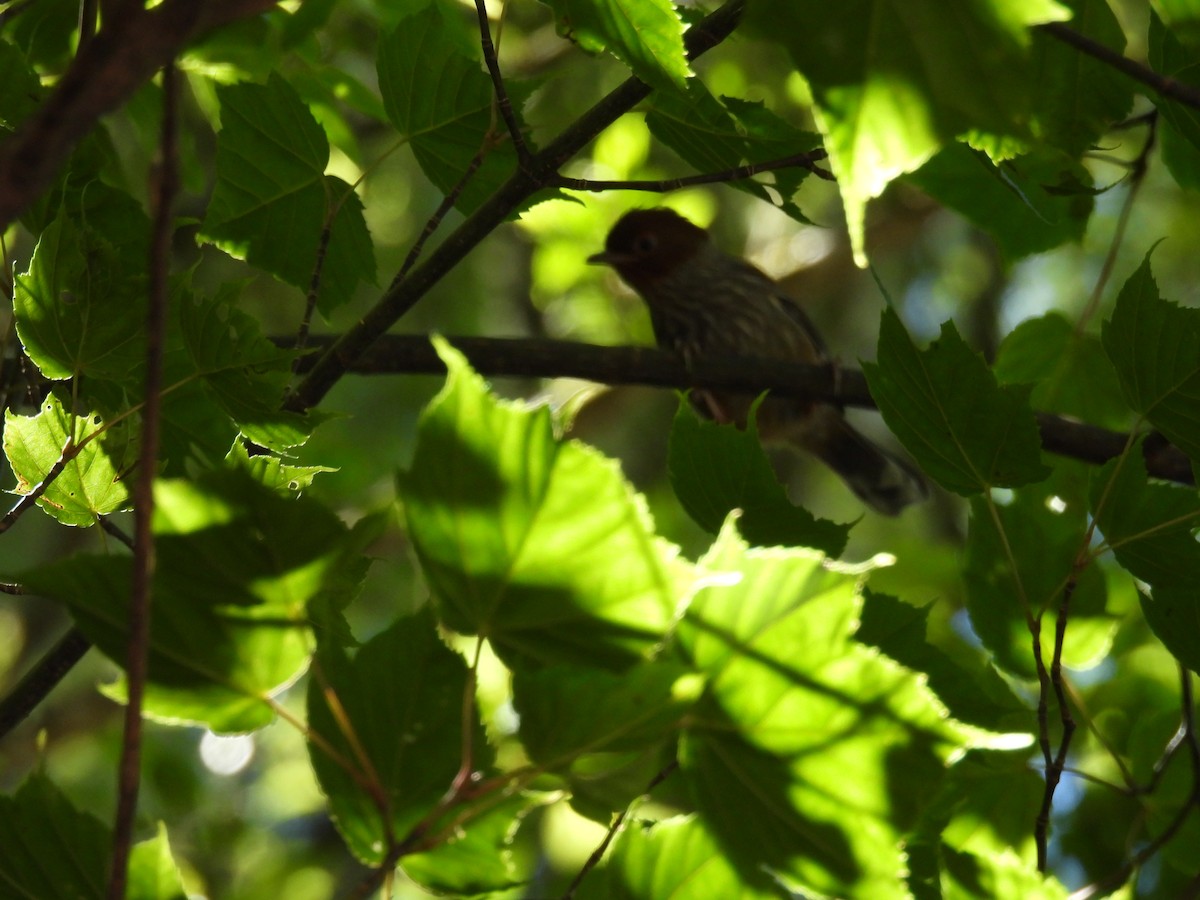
[553,149,835,191]
[1040,22,1200,112]
[98,516,136,550]
[1070,667,1200,899]
[560,759,679,900]
[294,204,335,357]
[474,0,529,162]
[1034,577,1079,871]
[106,60,178,900]
[1076,112,1155,333]
[0,438,75,534]
[392,140,493,288]
[0,627,92,739]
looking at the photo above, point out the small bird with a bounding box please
[588,207,927,515]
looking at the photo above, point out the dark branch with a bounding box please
[552,149,835,191]
[1040,22,1200,112]
[0,627,92,740]
[107,58,179,900]
[474,0,529,162]
[0,0,278,231]
[289,333,1196,486]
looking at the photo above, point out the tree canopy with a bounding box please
[2,1,1200,898]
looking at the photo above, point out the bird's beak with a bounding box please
[587,250,626,266]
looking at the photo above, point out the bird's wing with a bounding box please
[767,291,830,361]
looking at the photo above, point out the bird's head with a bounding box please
[588,208,710,289]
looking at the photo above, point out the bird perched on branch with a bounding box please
[588,207,926,515]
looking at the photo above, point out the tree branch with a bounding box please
[1040,21,1200,112]
[0,627,91,740]
[0,0,278,231]
[290,333,1195,486]
[551,149,835,191]
[107,58,179,900]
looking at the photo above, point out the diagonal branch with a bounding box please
[0,0,278,231]
[289,333,1196,486]
[1040,21,1200,112]
[552,149,835,190]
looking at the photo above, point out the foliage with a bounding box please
[1,1,1200,898]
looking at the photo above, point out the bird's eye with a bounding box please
[633,234,657,254]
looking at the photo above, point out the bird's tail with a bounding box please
[800,415,928,516]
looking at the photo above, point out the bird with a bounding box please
[587,207,927,516]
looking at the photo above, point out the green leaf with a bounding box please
[583,814,791,900]
[0,38,42,129]
[199,73,374,312]
[1140,586,1200,675]
[1149,10,1200,190]
[377,5,529,214]
[541,0,689,93]
[942,846,1068,899]
[398,339,688,672]
[307,607,489,866]
[994,312,1129,427]
[908,144,1093,260]
[225,440,335,494]
[14,207,148,383]
[677,524,1005,899]
[744,0,1070,263]
[964,481,1113,678]
[128,823,189,900]
[0,773,110,899]
[1029,0,1132,155]
[857,590,1029,729]
[667,398,850,555]
[646,81,821,223]
[3,393,136,526]
[906,750,1049,898]
[1090,447,1200,591]
[180,288,315,451]
[21,472,346,732]
[864,307,1051,495]
[400,791,544,895]
[1101,250,1200,461]
[513,661,701,767]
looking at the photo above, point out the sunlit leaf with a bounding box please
[580,814,790,899]
[542,0,689,92]
[3,393,136,526]
[677,524,1008,899]
[21,472,346,732]
[744,0,1070,263]
[399,339,689,672]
